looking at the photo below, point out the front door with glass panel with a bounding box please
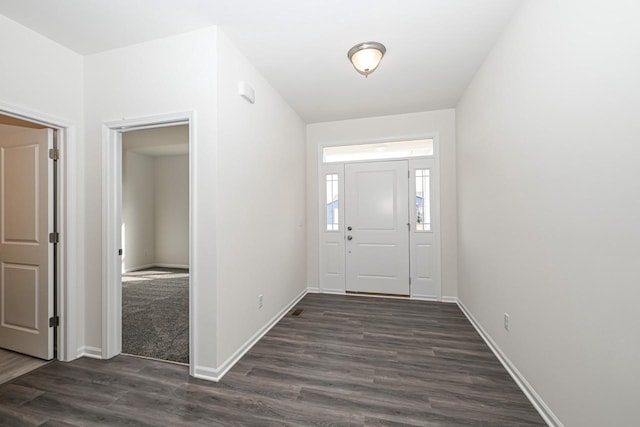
[344,160,410,295]
[319,139,440,300]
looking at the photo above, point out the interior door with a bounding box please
[345,160,409,295]
[0,128,54,360]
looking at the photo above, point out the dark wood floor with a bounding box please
[0,349,49,386]
[0,293,546,426]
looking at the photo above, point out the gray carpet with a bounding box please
[122,268,189,364]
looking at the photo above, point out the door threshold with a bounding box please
[0,348,52,385]
[346,291,409,298]
[120,353,189,367]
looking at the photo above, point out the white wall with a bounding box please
[84,27,219,369]
[306,110,457,298]
[456,1,640,425]
[122,151,189,271]
[122,125,189,270]
[0,15,83,121]
[216,30,307,365]
[155,155,189,267]
[85,26,306,375]
[0,15,84,359]
[122,150,155,271]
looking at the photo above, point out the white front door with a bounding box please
[345,160,410,295]
[0,128,54,360]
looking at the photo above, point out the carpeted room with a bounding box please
[121,125,190,364]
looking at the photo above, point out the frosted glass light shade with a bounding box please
[348,42,386,77]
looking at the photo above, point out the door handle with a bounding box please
[347,235,353,241]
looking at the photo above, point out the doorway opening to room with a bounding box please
[318,138,442,300]
[120,125,190,365]
[0,112,63,384]
[102,112,194,373]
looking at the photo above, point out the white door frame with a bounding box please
[0,100,79,362]
[102,111,196,375]
[317,135,442,300]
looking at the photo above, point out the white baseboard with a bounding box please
[457,299,562,427]
[411,294,439,301]
[441,295,458,304]
[193,365,219,382]
[77,346,102,359]
[307,286,321,293]
[193,287,309,382]
[123,263,155,273]
[154,263,189,269]
[124,263,189,273]
[321,288,346,295]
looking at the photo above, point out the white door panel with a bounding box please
[2,264,39,331]
[345,161,409,295]
[0,128,53,360]
[409,158,440,299]
[325,242,342,275]
[319,164,345,293]
[414,244,433,279]
[4,144,39,242]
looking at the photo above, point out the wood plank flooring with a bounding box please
[0,293,546,426]
[0,349,48,386]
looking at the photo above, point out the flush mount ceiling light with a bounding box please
[347,41,386,77]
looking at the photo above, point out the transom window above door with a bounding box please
[323,138,433,163]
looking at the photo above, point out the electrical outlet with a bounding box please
[504,313,510,332]
[258,294,263,309]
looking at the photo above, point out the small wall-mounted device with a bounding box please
[238,81,255,104]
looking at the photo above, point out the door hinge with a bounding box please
[408,170,410,178]
[49,316,59,328]
[49,232,59,244]
[409,277,412,285]
[49,148,60,161]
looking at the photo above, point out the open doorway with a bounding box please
[120,125,189,364]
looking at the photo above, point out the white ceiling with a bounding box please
[123,125,189,157]
[0,0,521,123]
